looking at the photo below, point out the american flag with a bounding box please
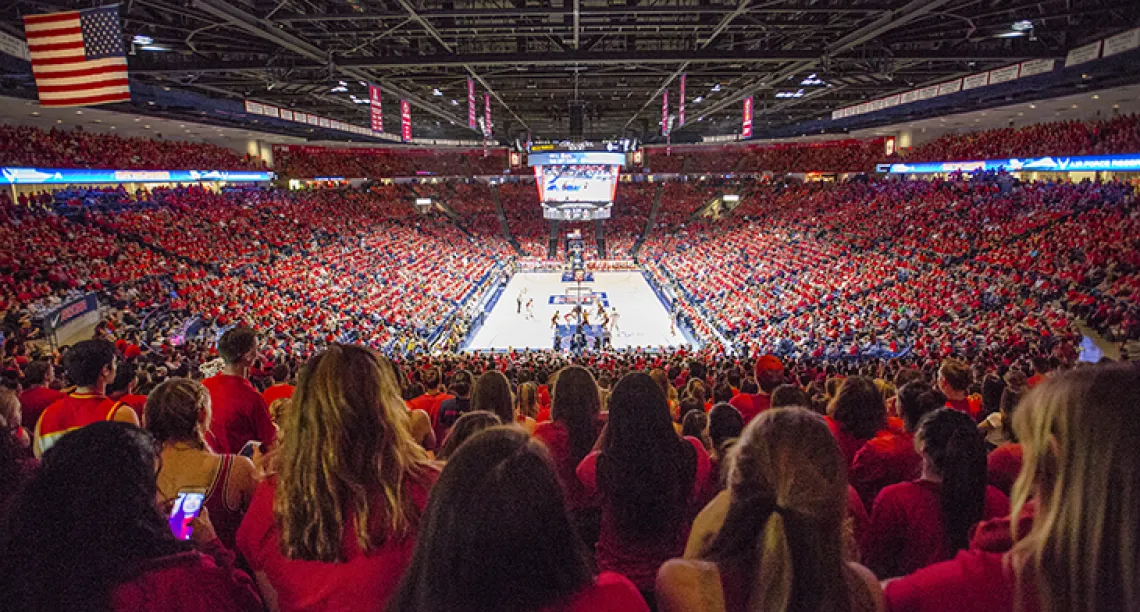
[23,5,130,107]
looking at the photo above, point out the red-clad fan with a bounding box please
[406,367,453,426]
[202,328,277,455]
[576,372,711,606]
[849,380,942,510]
[1,422,262,611]
[728,354,783,423]
[533,366,604,546]
[237,345,437,612]
[390,427,648,612]
[863,409,1010,578]
[261,363,295,407]
[18,359,64,430]
[824,376,887,469]
[937,359,981,421]
[33,340,139,457]
[885,366,1139,612]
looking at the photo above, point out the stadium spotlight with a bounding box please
[711,84,722,92]
[693,96,703,103]
[432,88,444,96]
[1011,20,1033,31]
[132,35,153,45]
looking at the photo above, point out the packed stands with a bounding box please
[272,145,508,178]
[895,113,1140,162]
[0,125,263,170]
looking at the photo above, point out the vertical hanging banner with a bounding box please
[742,96,754,138]
[467,78,476,129]
[400,100,412,142]
[661,90,669,136]
[368,84,383,133]
[483,92,492,136]
[678,74,686,127]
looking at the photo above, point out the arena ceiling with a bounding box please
[1,0,1137,142]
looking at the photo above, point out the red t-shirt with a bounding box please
[986,443,1023,497]
[945,397,980,421]
[237,471,436,612]
[35,393,124,455]
[825,416,870,469]
[202,374,276,454]
[576,436,711,590]
[407,392,453,425]
[262,383,295,407]
[19,386,65,430]
[537,572,649,612]
[884,550,1037,612]
[533,420,600,513]
[850,430,922,511]
[969,500,1036,553]
[864,479,1010,578]
[728,392,769,424]
[111,540,262,612]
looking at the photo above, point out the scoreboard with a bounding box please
[529,151,624,221]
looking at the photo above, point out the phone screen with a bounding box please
[168,490,206,540]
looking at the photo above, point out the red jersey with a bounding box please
[576,436,711,590]
[537,572,648,612]
[202,374,276,454]
[19,386,65,430]
[35,393,124,455]
[883,550,1037,612]
[237,472,435,612]
[864,479,1010,578]
[110,540,262,612]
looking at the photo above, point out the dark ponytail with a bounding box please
[917,408,988,552]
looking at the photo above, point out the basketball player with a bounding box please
[525,298,535,320]
[517,291,523,314]
[610,307,620,334]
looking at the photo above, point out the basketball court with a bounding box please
[465,271,691,352]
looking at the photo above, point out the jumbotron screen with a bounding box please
[529,151,625,204]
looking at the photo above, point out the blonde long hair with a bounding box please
[702,407,851,612]
[1009,364,1140,612]
[274,344,428,562]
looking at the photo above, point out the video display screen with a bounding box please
[529,151,624,204]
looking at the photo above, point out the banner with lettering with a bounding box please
[467,78,476,129]
[484,92,492,136]
[742,96,754,138]
[369,84,383,133]
[661,90,669,136]
[400,100,412,141]
[679,74,686,127]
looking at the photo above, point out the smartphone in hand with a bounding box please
[168,488,207,540]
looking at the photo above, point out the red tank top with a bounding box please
[35,393,123,455]
[203,454,244,550]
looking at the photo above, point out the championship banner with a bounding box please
[369,84,383,133]
[678,74,686,127]
[742,96,754,138]
[400,100,412,141]
[661,90,669,136]
[484,92,492,136]
[467,77,476,129]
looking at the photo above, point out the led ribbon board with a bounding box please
[0,168,275,184]
[877,153,1140,174]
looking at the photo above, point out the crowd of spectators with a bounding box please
[0,125,263,170]
[895,113,1140,162]
[272,146,508,178]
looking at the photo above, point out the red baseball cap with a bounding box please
[755,354,784,377]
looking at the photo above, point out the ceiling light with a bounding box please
[139,44,170,51]
[1011,20,1033,31]
[693,96,703,103]
[432,88,443,96]
[1071,104,1078,108]
[1029,104,1036,109]
[338,80,347,86]
[996,31,1025,38]
[711,84,721,92]
[132,34,153,45]
[143,125,150,129]
[1092,94,1099,99]
[450,99,459,105]
[75,110,83,115]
